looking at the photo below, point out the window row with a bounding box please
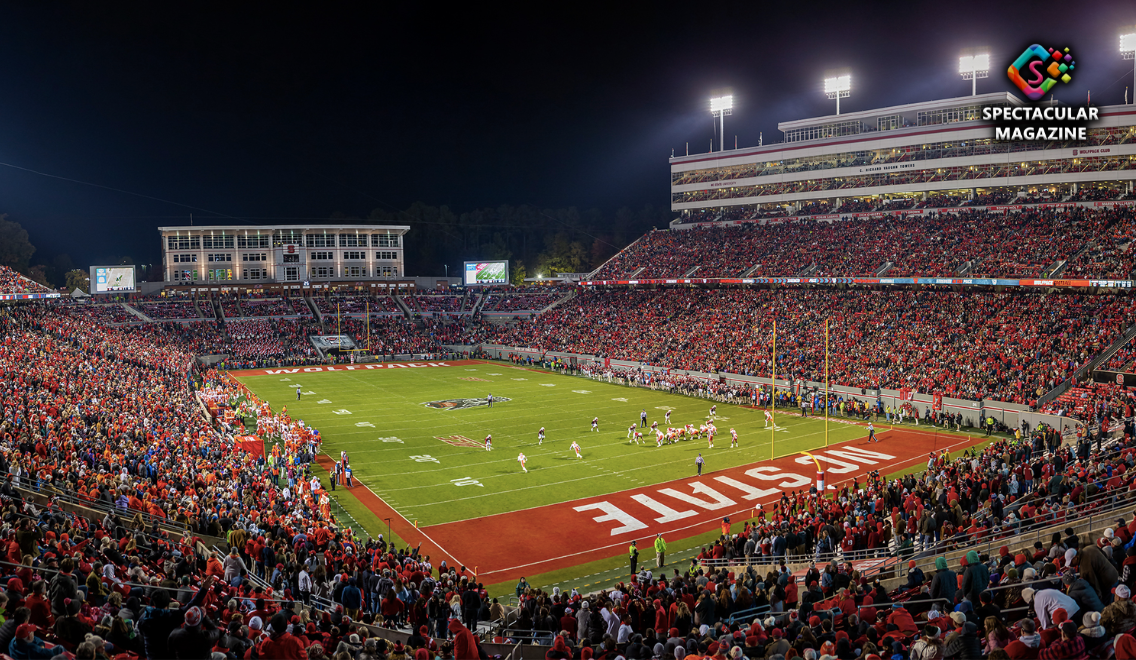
[303,234,402,248]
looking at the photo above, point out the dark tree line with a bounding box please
[331,203,671,282]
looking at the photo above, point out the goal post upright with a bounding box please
[771,318,776,462]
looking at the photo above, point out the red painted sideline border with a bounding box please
[313,454,467,572]
[420,427,983,583]
[228,360,480,377]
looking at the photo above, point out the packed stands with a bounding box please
[412,290,467,314]
[289,296,314,316]
[0,303,505,660]
[311,293,405,315]
[483,287,569,312]
[224,318,324,367]
[6,294,1136,659]
[58,301,136,324]
[593,207,1136,281]
[219,297,243,319]
[0,263,52,294]
[341,317,447,355]
[311,294,405,317]
[137,300,203,320]
[1039,379,1136,423]
[488,288,1136,405]
[238,298,296,317]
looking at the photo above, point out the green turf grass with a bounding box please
[236,363,871,527]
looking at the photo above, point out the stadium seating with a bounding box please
[224,318,324,367]
[0,263,53,294]
[137,300,203,320]
[486,288,1136,406]
[599,207,1136,281]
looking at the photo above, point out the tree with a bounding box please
[27,265,48,286]
[65,269,90,294]
[510,260,527,286]
[0,216,35,274]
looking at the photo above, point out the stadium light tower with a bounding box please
[710,95,733,151]
[824,75,851,115]
[1122,33,1136,104]
[959,54,990,96]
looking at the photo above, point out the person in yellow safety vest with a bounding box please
[654,533,667,568]
[629,540,639,576]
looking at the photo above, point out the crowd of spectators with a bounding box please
[835,200,875,214]
[60,302,137,325]
[239,299,297,317]
[138,301,204,320]
[413,294,466,314]
[484,288,1136,405]
[502,431,1136,660]
[223,319,324,368]
[0,302,508,660]
[592,207,1136,281]
[1040,379,1136,425]
[484,291,568,313]
[0,264,52,295]
[1064,210,1136,280]
[340,317,446,356]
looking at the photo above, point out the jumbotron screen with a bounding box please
[464,260,509,285]
[90,265,137,294]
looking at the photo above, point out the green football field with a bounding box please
[235,361,868,527]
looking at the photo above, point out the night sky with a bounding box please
[1,1,1134,270]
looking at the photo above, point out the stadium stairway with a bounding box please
[469,292,488,315]
[537,289,576,315]
[392,293,414,319]
[123,302,152,322]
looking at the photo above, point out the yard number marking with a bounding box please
[451,477,484,487]
[410,455,440,463]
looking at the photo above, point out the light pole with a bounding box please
[1122,34,1136,103]
[710,95,733,152]
[959,54,990,96]
[824,76,851,115]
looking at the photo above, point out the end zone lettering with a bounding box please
[995,126,1086,140]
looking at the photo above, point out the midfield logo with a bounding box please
[422,397,511,410]
[435,435,487,448]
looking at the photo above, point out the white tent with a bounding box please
[70,288,92,299]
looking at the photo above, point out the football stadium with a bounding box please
[7,5,1136,660]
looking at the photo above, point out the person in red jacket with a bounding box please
[449,618,479,660]
[886,603,918,635]
[653,599,667,635]
[255,612,305,660]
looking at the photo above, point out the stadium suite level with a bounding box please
[670,92,1136,219]
[158,223,410,286]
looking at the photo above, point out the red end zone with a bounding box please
[325,427,986,584]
